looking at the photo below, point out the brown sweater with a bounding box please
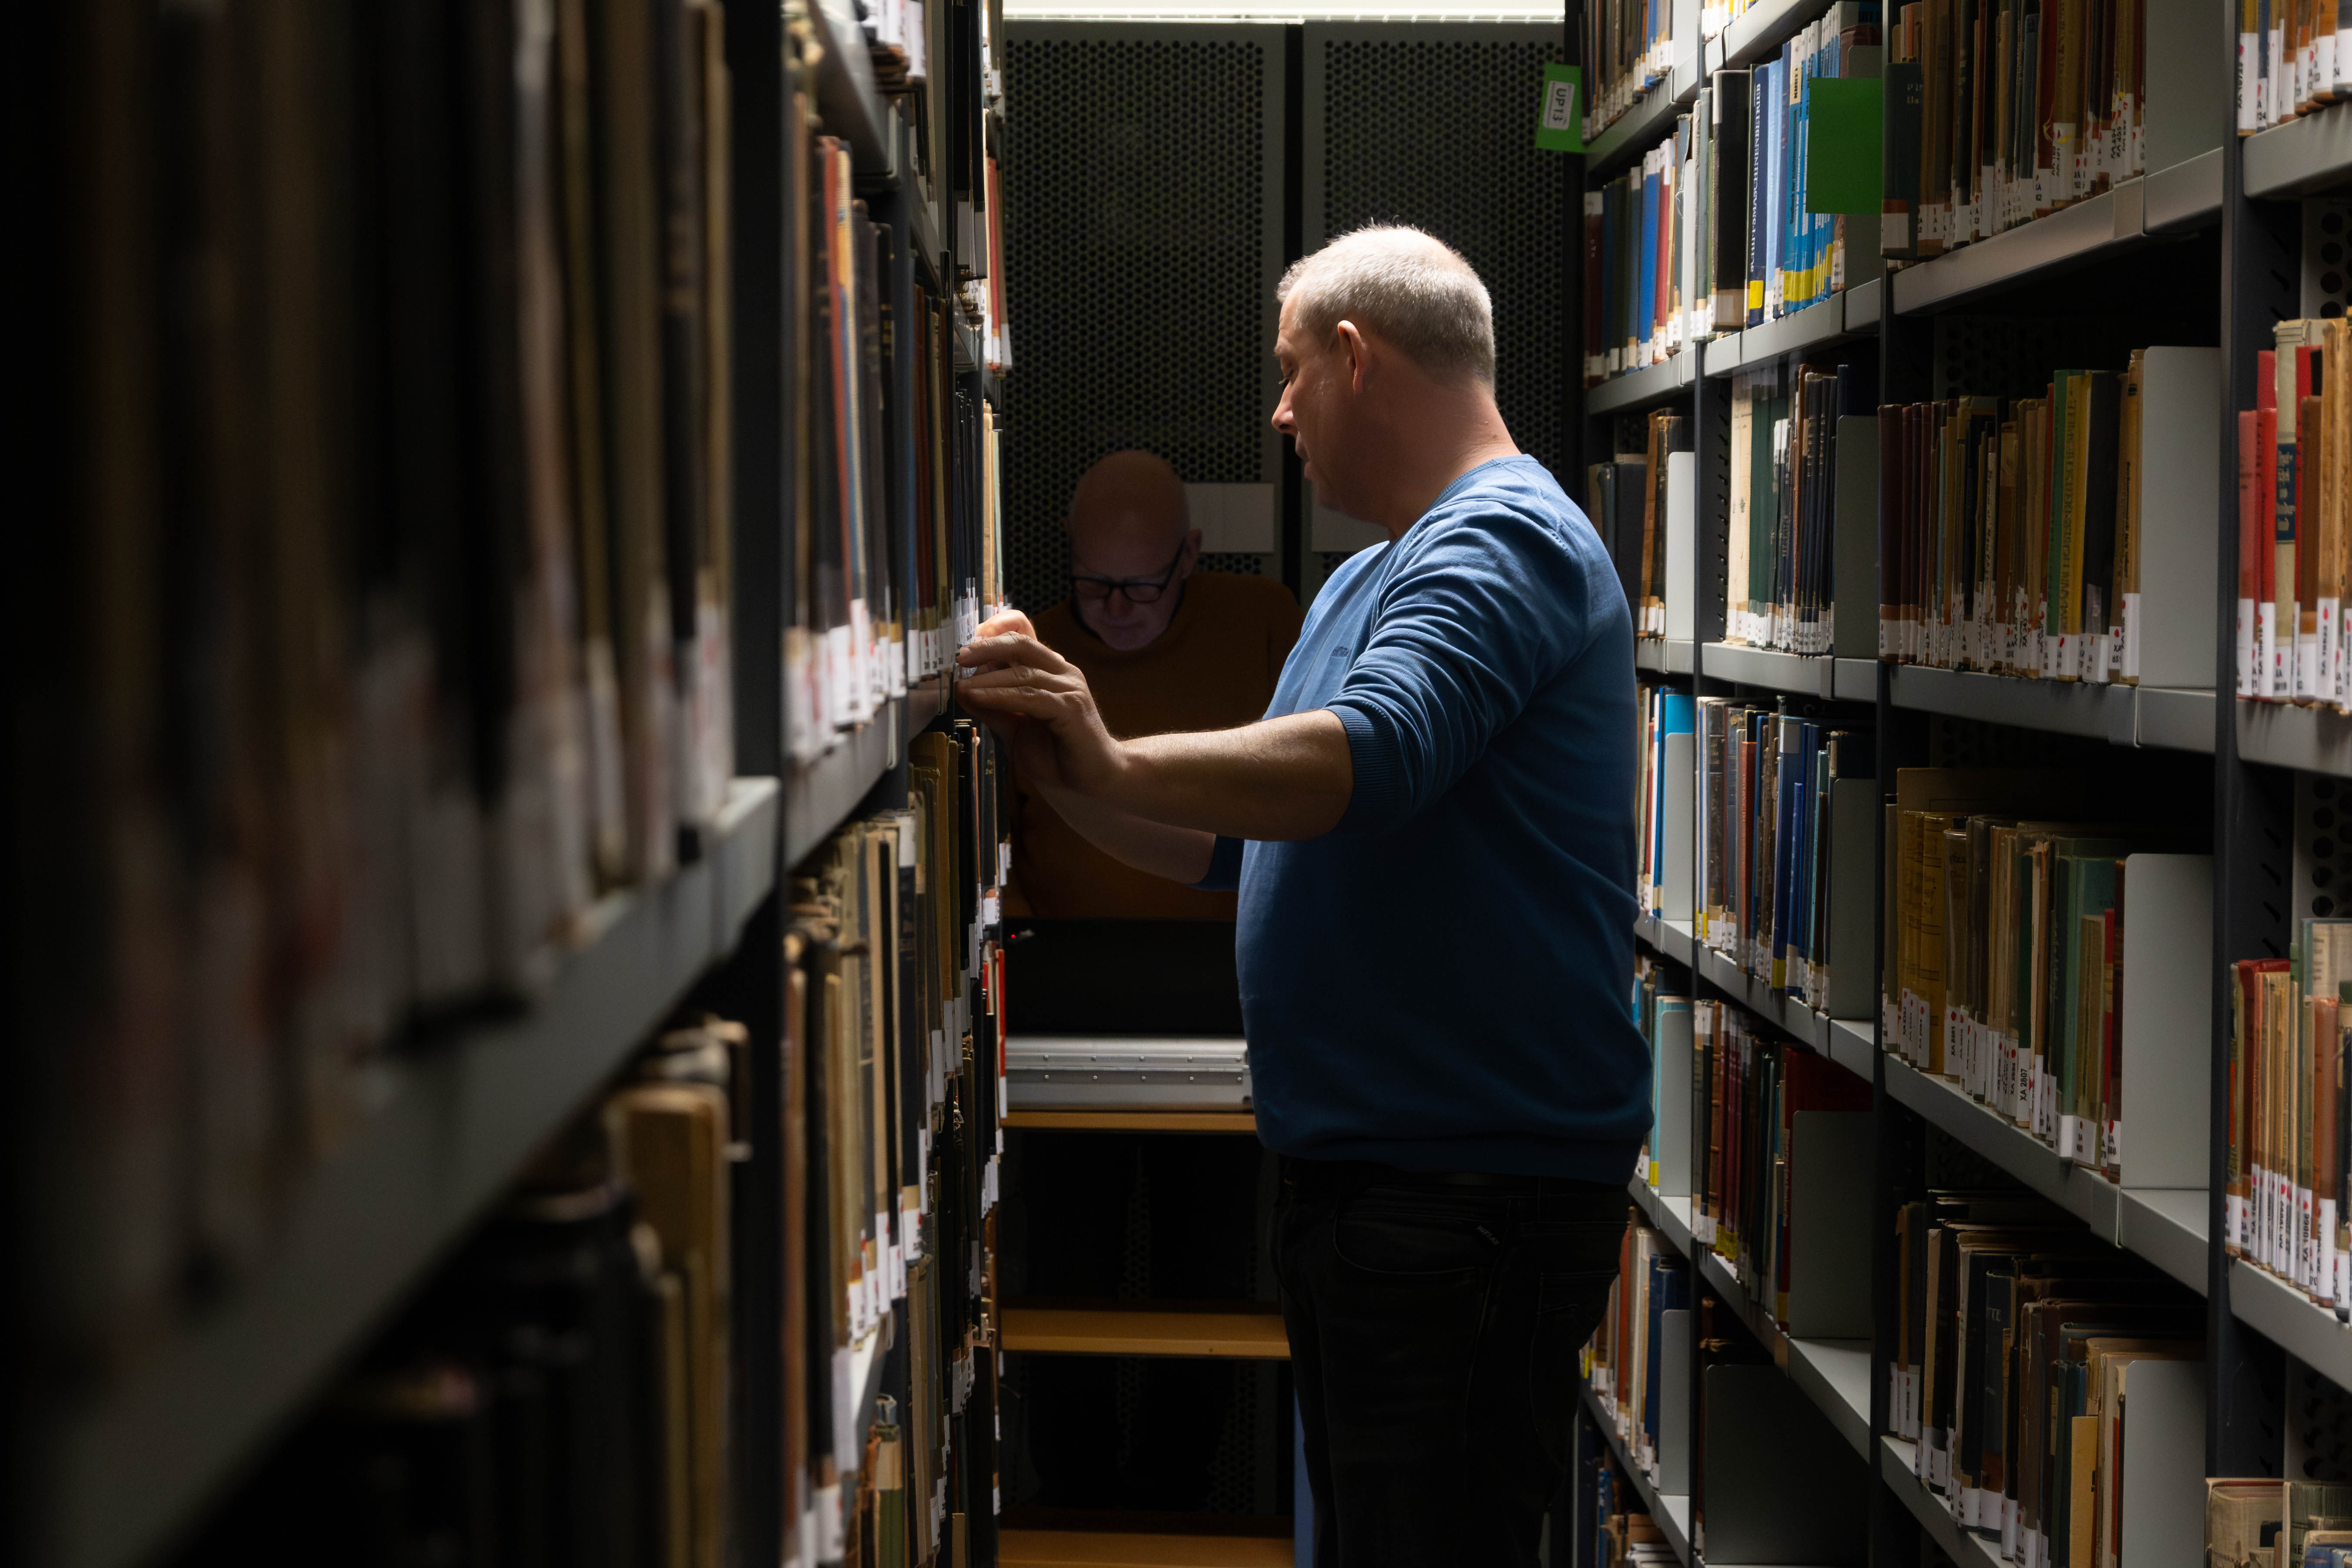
[1007,571,1304,919]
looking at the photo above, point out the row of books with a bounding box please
[177,711,1014,1562]
[2234,0,2352,131]
[1584,0,1685,143]
[2225,925,2352,1318]
[182,1014,755,1565]
[1880,0,2154,257]
[1695,699,1873,1014]
[1725,361,1874,654]
[1637,955,1695,1189]
[1581,21,1880,388]
[1883,768,2198,1170]
[2237,325,2352,707]
[1875,351,2174,681]
[63,0,757,1353]
[1888,1190,2201,1561]
[1589,413,1689,640]
[1578,1449,1676,1568]
[1638,689,1696,920]
[1691,1001,1874,1316]
[1587,1219,1692,1488]
[787,130,1007,762]
[788,716,1011,1566]
[1586,118,1700,379]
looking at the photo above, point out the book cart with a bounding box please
[1572,0,2352,1554]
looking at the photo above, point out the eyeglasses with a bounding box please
[1071,539,1190,604]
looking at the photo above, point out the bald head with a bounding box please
[1065,450,1200,650]
[1069,450,1190,554]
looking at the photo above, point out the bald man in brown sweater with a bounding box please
[1008,450,1303,918]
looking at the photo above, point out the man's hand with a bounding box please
[956,631,1128,796]
[955,608,1351,846]
[966,608,1038,670]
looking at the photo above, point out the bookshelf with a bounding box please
[1578,1383,1698,1563]
[1885,176,2210,314]
[1885,665,2219,753]
[1700,281,1880,376]
[1701,642,1876,699]
[1576,0,2352,1548]
[24,0,1014,1560]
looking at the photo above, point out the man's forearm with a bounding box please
[1100,709,1353,841]
[1037,785,1219,883]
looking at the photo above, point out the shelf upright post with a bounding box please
[1869,253,1936,1568]
[2209,18,2297,1476]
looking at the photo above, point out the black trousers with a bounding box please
[1272,1157,1627,1568]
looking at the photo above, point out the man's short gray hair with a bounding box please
[1277,225,1496,387]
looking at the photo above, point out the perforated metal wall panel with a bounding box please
[999,23,1287,614]
[1304,22,1570,533]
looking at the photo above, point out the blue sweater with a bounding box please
[1202,457,1648,1182]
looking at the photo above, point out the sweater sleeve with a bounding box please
[1325,506,1592,834]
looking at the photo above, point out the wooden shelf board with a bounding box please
[999,1530,1293,1568]
[1001,1303,1289,1359]
[1003,1110,1258,1134]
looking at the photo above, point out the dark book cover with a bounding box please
[1883,60,1925,256]
[1712,70,1755,329]
[2079,371,2122,643]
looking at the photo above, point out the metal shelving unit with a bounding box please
[1880,1056,2209,1294]
[1887,666,2216,753]
[1636,638,1698,675]
[54,779,780,1568]
[1701,642,1876,700]
[1596,0,2270,1544]
[1885,160,2223,316]
[1625,1181,1872,1459]
[2244,102,2352,199]
[1878,1438,2007,1568]
[2235,699,2352,777]
[1588,348,1699,416]
[1700,284,1880,378]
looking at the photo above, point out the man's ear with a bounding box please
[1336,319,1370,393]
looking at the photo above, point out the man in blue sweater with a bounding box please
[960,225,1645,1565]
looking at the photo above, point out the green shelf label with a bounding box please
[1536,63,1584,153]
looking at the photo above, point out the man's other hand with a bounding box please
[956,632,1125,796]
